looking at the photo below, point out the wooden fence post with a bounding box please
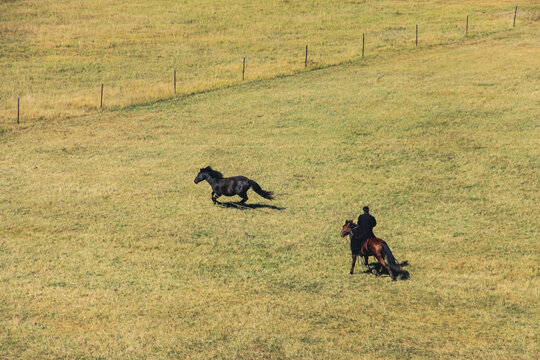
[100,84,103,109]
[513,6,517,27]
[466,15,469,36]
[305,45,308,68]
[362,33,365,58]
[17,97,20,124]
[174,69,177,94]
[242,57,246,80]
[416,24,418,47]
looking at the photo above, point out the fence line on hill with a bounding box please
[10,6,525,125]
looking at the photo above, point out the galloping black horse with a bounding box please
[194,166,274,204]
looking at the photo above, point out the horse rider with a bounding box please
[354,206,377,251]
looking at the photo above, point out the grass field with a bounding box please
[1,0,539,123]
[1,1,540,359]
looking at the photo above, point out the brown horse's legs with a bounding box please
[375,254,394,279]
[350,255,357,275]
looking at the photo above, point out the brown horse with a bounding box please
[340,220,409,280]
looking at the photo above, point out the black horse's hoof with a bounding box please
[375,272,381,277]
[350,271,354,275]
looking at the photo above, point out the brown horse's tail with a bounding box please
[248,180,274,200]
[381,242,410,280]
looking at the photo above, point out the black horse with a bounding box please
[194,166,274,205]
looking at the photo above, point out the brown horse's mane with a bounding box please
[345,220,358,230]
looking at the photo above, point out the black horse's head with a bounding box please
[194,169,206,184]
[194,166,223,184]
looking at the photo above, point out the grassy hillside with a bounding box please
[1,0,539,123]
[1,2,540,359]
[1,20,539,358]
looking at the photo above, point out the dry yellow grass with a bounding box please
[1,0,539,124]
[1,22,539,358]
[1,1,539,359]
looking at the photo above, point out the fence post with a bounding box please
[466,15,469,36]
[416,24,418,47]
[362,33,365,58]
[174,69,177,94]
[513,6,517,27]
[17,97,20,124]
[305,45,308,68]
[242,57,246,80]
[100,84,103,109]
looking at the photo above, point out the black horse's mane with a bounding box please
[201,166,223,179]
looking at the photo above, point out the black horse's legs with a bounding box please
[350,255,357,275]
[364,255,370,270]
[238,192,248,204]
[212,192,222,204]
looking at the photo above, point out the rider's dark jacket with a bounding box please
[350,213,377,255]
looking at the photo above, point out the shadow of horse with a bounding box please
[217,202,285,211]
[366,260,410,280]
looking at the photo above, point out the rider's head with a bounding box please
[363,206,370,213]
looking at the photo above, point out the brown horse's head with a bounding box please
[340,220,357,237]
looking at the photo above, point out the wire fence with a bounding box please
[4,5,534,126]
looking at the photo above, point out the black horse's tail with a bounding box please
[381,242,410,280]
[248,180,274,200]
